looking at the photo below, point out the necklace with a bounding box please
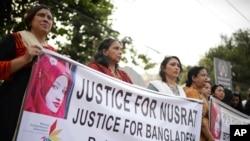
[166,83,176,90]
[167,83,180,96]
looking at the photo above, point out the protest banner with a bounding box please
[209,97,250,141]
[15,49,203,141]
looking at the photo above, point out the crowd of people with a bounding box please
[1,3,250,141]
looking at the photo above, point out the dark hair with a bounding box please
[185,66,205,87]
[211,84,224,95]
[24,4,53,30]
[159,56,182,82]
[93,38,121,68]
[231,92,244,113]
[223,88,233,105]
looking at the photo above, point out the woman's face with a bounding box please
[214,86,225,101]
[45,75,68,113]
[30,8,53,35]
[163,58,181,80]
[193,69,208,89]
[103,41,122,64]
[231,96,240,107]
[201,82,211,98]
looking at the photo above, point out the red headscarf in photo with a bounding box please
[24,54,72,118]
[210,103,221,140]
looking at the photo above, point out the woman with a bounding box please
[185,66,214,141]
[24,55,72,118]
[147,56,186,97]
[230,93,244,113]
[0,4,55,140]
[201,81,212,100]
[87,38,133,84]
[211,84,225,101]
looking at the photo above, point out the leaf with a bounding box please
[50,129,62,137]
[49,120,57,135]
[49,136,61,141]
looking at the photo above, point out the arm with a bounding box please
[10,45,42,74]
[0,34,42,80]
[201,125,214,141]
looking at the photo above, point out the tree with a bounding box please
[199,29,250,91]
[0,0,156,69]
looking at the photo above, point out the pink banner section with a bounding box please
[209,97,250,141]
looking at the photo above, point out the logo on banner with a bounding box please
[41,120,62,141]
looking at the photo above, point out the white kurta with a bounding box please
[148,80,186,97]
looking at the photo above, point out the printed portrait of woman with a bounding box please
[24,54,72,118]
[210,103,222,140]
[218,60,228,78]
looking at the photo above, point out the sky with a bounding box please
[110,0,250,73]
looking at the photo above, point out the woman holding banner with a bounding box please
[24,54,72,118]
[0,4,56,140]
[185,66,214,141]
[88,38,133,84]
[147,56,186,97]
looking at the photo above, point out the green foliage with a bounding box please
[179,65,192,85]
[199,56,215,83]
[199,29,250,91]
[0,0,156,70]
[121,36,157,70]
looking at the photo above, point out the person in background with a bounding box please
[185,66,214,141]
[230,92,244,113]
[201,81,212,100]
[222,88,233,106]
[243,92,250,116]
[0,4,56,140]
[87,38,133,84]
[147,56,186,97]
[242,88,250,108]
[211,84,225,101]
[24,55,72,118]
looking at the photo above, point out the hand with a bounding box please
[23,45,42,63]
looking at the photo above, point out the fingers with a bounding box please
[28,45,42,55]
[24,45,43,62]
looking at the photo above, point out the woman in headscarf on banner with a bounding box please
[147,56,186,97]
[24,54,72,118]
[210,103,222,141]
[87,38,133,84]
[185,66,214,141]
[0,4,56,140]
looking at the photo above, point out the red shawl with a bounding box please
[87,62,133,84]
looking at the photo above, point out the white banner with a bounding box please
[209,97,250,141]
[16,50,203,141]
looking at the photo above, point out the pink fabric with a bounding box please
[210,103,221,140]
[24,54,72,118]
